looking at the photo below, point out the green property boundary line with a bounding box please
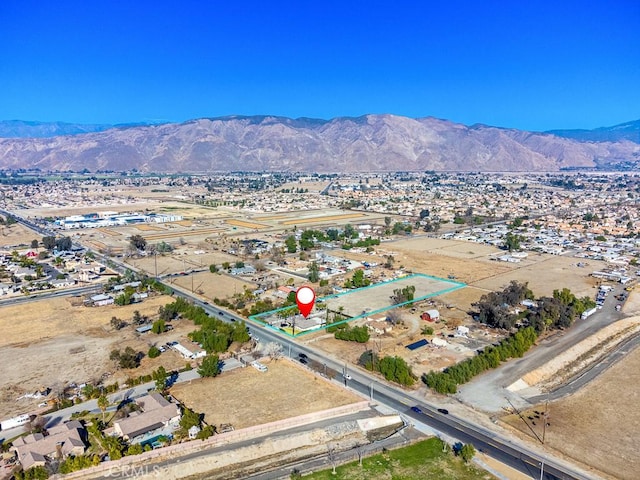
[248,273,466,338]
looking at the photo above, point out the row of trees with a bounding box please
[391,285,416,305]
[423,327,538,394]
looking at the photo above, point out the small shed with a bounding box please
[136,325,153,334]
[432,337,448,347]
[456,326,470,337]
[421,309,440,322]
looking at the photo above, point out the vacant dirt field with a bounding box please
[321,274,463,319]
[0,294,188,419]
[0,223,41,248]
[225,219,269,229]
[126,249,237,274]
[169,271,257,301]
[281,212,366,225]
[502,344,640,480]
[473,254,602,298]
[170,359,362,429]
[373,238,604,298]
[342,244,511,285]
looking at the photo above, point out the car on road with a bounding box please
[218,311,224,316]
[411,406,423,414]
[437,408,449,415]
[298,353,308,360]
[344,374,352,380]
[299,357,308,365]
[203,301,209,305]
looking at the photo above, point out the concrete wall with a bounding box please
[53,401,371,479]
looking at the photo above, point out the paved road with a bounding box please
[529,330,640,403]
[89,410,382,480]
[176,294,598,479]
[457,283,630,411]
[1,213,601,479]
[0,284,101,306]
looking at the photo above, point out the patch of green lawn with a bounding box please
[301,438,494,480]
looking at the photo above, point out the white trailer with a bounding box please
[0,413,30,431]
[581,307,597,320]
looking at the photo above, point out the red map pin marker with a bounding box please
[296,286,316,318]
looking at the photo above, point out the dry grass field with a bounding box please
[169,271,257,300]
[170,359,362,429]
[280,212,366,225]
[371,238,603,298]
[128,250,237,276]
[224,219,269,229]
[134,224,166,231]
[0,294,184,418]
[502,344,640,480]
[0,223,41,248]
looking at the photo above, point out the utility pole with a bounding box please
[506,397,549,480]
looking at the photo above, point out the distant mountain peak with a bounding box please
[546,119,640,144]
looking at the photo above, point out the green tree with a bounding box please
[156,241,173,253]
[126,443,144,456]
[55,236,72,251]
[285,235,297,253]
[460,443,476,462]
[152,366,167,391]
[209,264,218,273]
[504,231,522,252]
[129,234,147,251]
[152,319,166,334]
[148,345,161,358]
[198,354,221,377]
[180,407,202,430]
[344,269,370,289]
[42,236,56,250]
[30,239,39,249]
[511,217,524,228]
[308,261,320,282]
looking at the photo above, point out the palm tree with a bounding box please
[97,394,109,423]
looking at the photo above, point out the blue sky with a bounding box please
[1,1,638,130]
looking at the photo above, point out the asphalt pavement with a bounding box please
[457,283,631,412]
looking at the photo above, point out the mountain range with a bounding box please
[0,115,638,173]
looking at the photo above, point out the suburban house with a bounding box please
[11,420,87,470]
[112,393,181,443]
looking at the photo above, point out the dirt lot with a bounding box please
[170,359,362,429]
[0,294,197,419]
[342,238,606,301]
[169,271,257,301]
[502,343,640,480]
[126,250,237,277]
[321,274,463,319]
[0,222,41,248]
